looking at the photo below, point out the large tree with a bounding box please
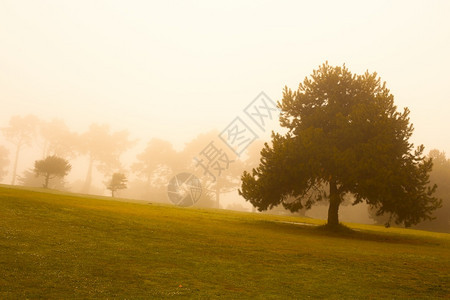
[2,115,40,185]
[34,155,71,189]
[240,63,441,228]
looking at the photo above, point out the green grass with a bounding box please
[0,185,449,299]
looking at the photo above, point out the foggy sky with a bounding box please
[1,0,449,155]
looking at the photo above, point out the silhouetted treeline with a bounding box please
[0,115,263,210]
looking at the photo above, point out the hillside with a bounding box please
[0,185,449,298]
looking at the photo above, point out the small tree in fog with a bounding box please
[34,155,71,189]
[106,173,127,197]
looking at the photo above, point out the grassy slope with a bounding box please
[0,185,449,299]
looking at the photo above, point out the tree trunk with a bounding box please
[44,173,49,189]
[327,179,340,227]
[11,144,21,185]
[111,190,115,197]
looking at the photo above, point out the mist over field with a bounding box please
[1,0,450,229]
[0,2,450,298]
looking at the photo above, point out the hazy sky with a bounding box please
[1,0,449,154]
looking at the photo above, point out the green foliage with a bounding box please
[240,62,441,227]
[106,172,128,197]
[0,186,449,298]
[34,155,71,189]
[370,149,450,233]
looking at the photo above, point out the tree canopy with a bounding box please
[106,172,127,197]
[34,155,71,189]
[240,62,441,228]
[39,118,77,158]
[133,138,178,182]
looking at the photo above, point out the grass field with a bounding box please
[0,185,449,299]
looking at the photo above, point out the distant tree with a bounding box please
[132,132,244,208]
[0,145,9,181]
[2,115,40,185]
[106,173,127,197]
[133,138,178,182]
[180,130,243,208]
[76,124,135,193]
[132,138,177,201]
[420,150,450,232]
[18,168,67,190]
[240,63,441,228]
[39,118,77,158]
[179,131,221,167]
[34,155,71,189]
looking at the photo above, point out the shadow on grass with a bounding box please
[262,221,442,246]
[316,223,443,245]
